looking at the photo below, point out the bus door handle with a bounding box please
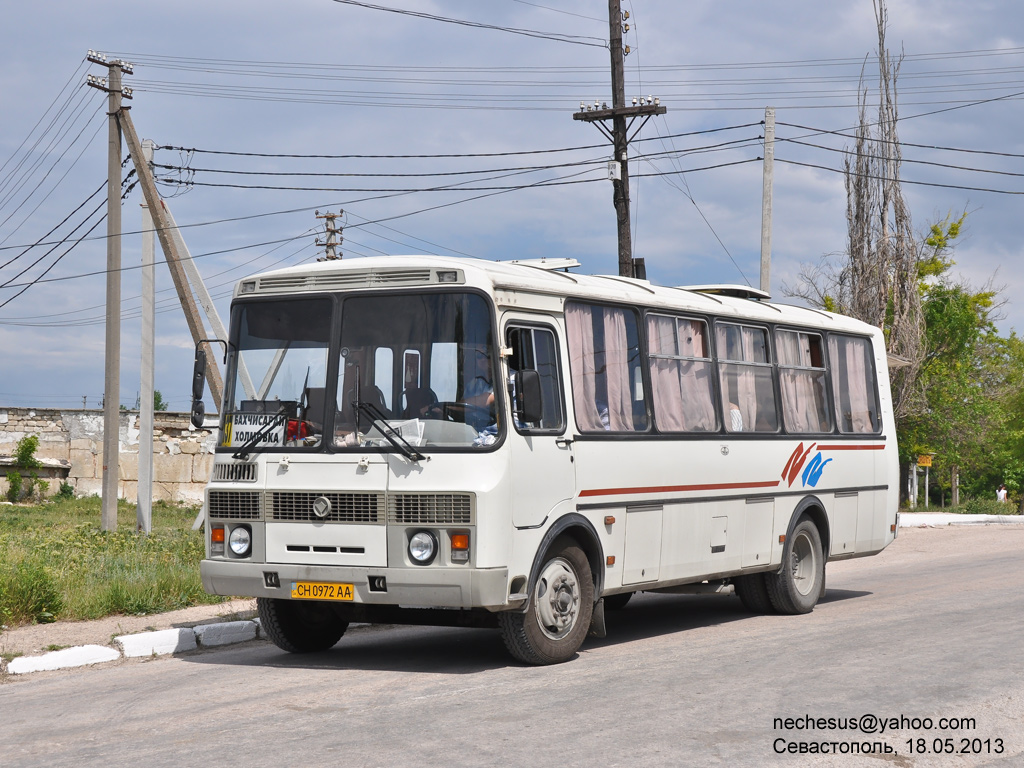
[555,437,574,448]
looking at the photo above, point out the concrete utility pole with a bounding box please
[759,106,775,294]
[119,109,225,409]
[87,51,134,532]
[138,139,156,534]
[573,1,665,277]
[316,210,343,261]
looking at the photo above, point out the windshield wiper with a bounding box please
[353,400,425,462]
[232,407,287,461]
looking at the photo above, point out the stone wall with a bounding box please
[0,408,217,504]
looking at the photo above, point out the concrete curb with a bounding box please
[899,512,1024,527]
[3,618,264,676]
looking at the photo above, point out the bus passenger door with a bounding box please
[504,322,575,528]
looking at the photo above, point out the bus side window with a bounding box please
[716,323,779,433]
[776,329,832,433]
[828,334,881,433]
[506,325,565,432]
[565,302,648,432]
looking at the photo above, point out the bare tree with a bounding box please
[786,0,923,422]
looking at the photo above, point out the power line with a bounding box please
[780,136,1024,179]
[778,119,1024,160]
[0,180,106,271]
[154,123,760,160]
[329,0,607,48]
[775,157,1024,196]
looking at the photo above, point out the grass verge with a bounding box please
[0,496,225,628]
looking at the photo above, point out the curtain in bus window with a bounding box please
[717,324,778,433]
[829,335,877,433]
[566,303,602,431]
[647,315,717,432]
[566,302,639,432]
[602,307,633,431]
[776,330,830,432]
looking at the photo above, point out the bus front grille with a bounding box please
[388,493,474,525]
[212,462,258,482]
[208,490,262,520]
[269,491,383,523]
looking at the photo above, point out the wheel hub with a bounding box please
[535,558,580,639]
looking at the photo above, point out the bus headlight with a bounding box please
[228,526,252,557]
[408,531,437,565]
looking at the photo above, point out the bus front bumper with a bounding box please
[201,560,510,610]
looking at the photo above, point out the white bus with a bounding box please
[195,255,899,664]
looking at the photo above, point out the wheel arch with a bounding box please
[787,495,830,561]
[526,513,604,606]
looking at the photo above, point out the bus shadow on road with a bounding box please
[587,587,873,649]
[179,588,874,674]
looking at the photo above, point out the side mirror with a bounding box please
[514,369,544,425]
[190,400,206,429]
[192,349,207,401]
[191,348,207,428]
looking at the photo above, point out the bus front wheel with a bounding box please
[257,597,348,653]
[765,516,824,615]
[498,539,594,665]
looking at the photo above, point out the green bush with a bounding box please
[960,497,1017,516]
[0,557,63,624]
[13,435,41,469]
[56,481,75,500]
[6,471,22,503]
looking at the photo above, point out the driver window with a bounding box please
[506,325,565,433]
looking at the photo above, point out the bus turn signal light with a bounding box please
[211,525,225,556]
[778,534,786,544]
[451,534,469,550]
[604,516,616,525]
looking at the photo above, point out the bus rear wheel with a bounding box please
[257,597,348,653]
[498,540,594,665]
[766,516,824,615]
[733,573,774,613]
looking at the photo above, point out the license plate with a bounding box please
[290,581,354,601]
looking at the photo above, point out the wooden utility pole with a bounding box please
[87,51,133,532]
[573,0,665,277]
[759,106,775,294]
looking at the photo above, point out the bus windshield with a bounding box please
[221,297,332,452]
[220,291,500,453]
[333,291,500,451]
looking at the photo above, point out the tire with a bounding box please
[257,597,348,653]
[603,591,633,611]
[733,573,775,614]
[765,515,824,615]
[498,538,594,665]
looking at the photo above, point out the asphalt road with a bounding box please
[2,525,1022,768]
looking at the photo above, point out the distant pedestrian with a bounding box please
[997,484,1008,503]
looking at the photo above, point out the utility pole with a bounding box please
[573,0,665,277]
[138,139,156,534]
[759,106,775,294]
[87,51,133,532]
[119,109,225,409]
[315,210,343,261]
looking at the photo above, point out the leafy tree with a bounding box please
[153,390,168,411]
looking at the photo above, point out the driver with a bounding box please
[463,345,495,409]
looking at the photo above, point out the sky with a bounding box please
[1,0,1022,411]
